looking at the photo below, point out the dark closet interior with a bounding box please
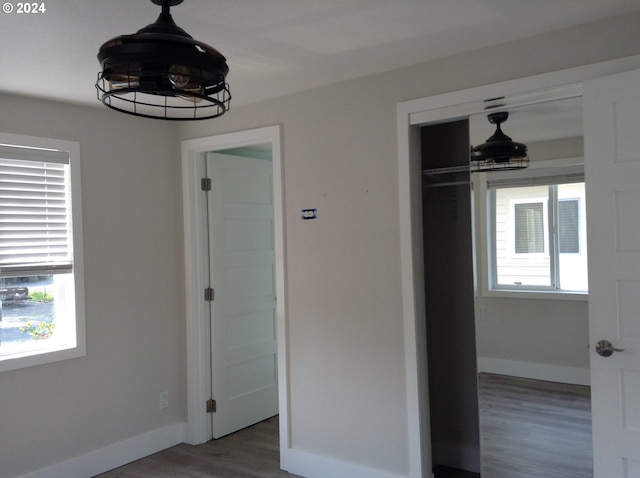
[421,120,481,476]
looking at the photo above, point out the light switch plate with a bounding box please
[301,209,317,220]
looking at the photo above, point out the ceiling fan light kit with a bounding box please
[471,111,529,172]
[95,0,231,120]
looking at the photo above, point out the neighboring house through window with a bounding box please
[0,133,85,372]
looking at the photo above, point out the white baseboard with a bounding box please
[477,357,591,386]
[282,448,410,478]
[15,422,187,478]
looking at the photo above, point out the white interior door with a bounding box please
[584,68,640,477]
[205,151,278,439]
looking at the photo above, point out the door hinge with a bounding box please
[206,399,216,413]
[201,177,212,191]
[204,287,215,301]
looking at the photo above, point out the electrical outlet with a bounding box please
[159,391,169,410]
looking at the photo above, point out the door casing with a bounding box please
[181,126,289,461]
[397,55,640,476]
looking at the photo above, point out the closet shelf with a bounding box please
[423,165,471,188]
[422,165,471,176]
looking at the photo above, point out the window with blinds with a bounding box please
[0,136,84,372]
[0,147,72,278]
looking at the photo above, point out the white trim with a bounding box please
[477,357,591,386]
[406,57,640,127]
[397,55,640,477]
[180,126,290,464]
[481,289,588,301]
[284,448,410,478]
[15,422,186,478]
[397,101,429,478]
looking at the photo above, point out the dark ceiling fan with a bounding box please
[96,0,231,121]
[471,112,529,171]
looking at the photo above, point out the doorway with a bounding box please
[420,98,592,475]
[204,149,279,439]
[181,126,289,462]
[471,97,592,476]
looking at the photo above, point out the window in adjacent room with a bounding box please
[514,200,546,254]
[488,173,588,293]
[0,134,85,372]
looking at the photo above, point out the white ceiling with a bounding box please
[1,0,640,110]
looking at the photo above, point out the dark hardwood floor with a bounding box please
[95,373,592,478]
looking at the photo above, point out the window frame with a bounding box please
[475,157,588,301]
[0,133,85,372]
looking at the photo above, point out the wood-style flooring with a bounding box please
[478,373,593,478]
[95,373,592,478]
[93,416,299,478]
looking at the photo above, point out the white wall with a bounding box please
[177,12,640,476]
[475,297,590,384]
[0,9,639,478]
[0,95,186,478]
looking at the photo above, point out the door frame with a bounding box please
[396,56,640,476]
[181,125,289,454]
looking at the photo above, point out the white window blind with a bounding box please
[0,144,72,277]
[559,199,580,253]
[514,202,545,253]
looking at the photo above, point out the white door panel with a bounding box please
[206,151,278,439]
[584,68,640,477]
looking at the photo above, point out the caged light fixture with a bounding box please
[471,112,529,172]
[96,0,231,121]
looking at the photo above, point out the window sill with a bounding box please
[0,341,85,372]
[482,289,588,301]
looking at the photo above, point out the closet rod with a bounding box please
[422,165,471,176]
[423,180,471,189]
